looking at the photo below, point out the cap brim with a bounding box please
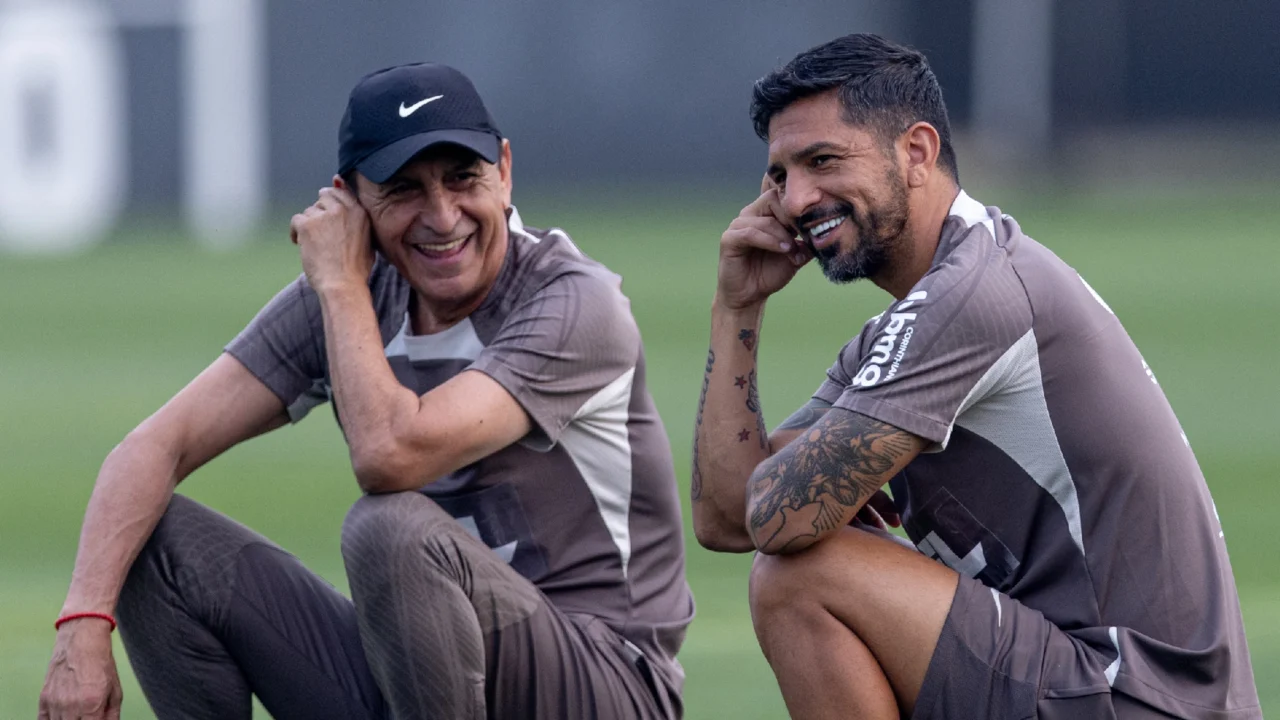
[357,129,501,184]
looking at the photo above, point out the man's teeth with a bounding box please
[811,216,847,238]
[416,237,466,253]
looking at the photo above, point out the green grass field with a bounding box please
[2,186,1276,718]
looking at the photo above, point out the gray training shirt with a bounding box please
[226,208,694,687]
[814,191,1259,718]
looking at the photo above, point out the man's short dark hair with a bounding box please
[751,33,959,182]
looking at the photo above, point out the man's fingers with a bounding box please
[723,222,796,254]
[763,192,798,237]
[789,238,814,265]
[289,203,330,243]
[289,214,304,244]
[107,678,123,720]
[855,504,889,531]
[865,490,901,527]
[726,215,795,245]
[740,186,787,221]
[741,186,798,235]
[760,173,777,195]
[318,185,357,208]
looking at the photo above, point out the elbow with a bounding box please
[743,507,772,555]
[743,504,815,556]
[350,441,420,494]
[743,497,786,556]
[692,508,755,554]
[695,527,755,554]
[352,462,393,495]
[108,425,183,481]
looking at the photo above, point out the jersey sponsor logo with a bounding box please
[852,290,928,388]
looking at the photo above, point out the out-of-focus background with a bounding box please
[2,1,1276,717]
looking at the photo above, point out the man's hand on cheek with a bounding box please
[715,182,810,311]
[290,176,374,294]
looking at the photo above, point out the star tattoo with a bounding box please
[734,375,747,389]
[738,429,751,442]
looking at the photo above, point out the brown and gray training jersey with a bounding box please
[815,191,1259,718]
[226,208,694,685]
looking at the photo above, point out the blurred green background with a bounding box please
[2,187,1276,717]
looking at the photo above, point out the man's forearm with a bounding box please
[61,435,180,619]
[315,283,423,487]
[690,300,772,551]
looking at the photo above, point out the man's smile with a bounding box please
[410,232,472,260]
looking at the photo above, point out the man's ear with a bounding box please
[900,122,941,188]
[497,139,513,207]
[335,172,367,206]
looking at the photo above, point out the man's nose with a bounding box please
[781,175,821,223]
[416,191,461,236]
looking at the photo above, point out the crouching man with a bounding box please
[691,34,1259,720]
[40,62,692,720]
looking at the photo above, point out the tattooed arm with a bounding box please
[696,180,809,552]
[745,408,926,555]
[690,303,772,552]
[768,397,835,450]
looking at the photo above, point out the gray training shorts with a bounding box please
[912,574,1179,719]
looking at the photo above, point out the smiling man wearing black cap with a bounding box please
[38,63,692,720]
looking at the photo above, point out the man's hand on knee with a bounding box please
[39,621,123,720]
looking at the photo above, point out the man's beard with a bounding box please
[804,168,910,285]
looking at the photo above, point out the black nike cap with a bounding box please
[337,63,502,184]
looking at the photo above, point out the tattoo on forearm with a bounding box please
[775,398,834,432]
[738,329,756,352]
[738,429,750,442]
[747,410,917,553]
[690,348,715,500]
[746,369,767,450]
[734,375,747,388]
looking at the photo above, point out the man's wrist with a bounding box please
[313,277,371,304]
[711,295,765,320]
[55,613,117,633]
[711,296,765,333]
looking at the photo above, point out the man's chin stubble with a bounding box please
[817,241,888,284]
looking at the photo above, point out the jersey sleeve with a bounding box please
[224,274,329,422]
[468,270,640,451]
[828,250,1033,447]
[814,318,880,404]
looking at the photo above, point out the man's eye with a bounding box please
[448,171,479,184]
[813,155,836,168]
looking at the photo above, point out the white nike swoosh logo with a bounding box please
[398,95,443,117]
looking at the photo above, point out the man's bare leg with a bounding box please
[749,526,959,719]
[750,573,899,719]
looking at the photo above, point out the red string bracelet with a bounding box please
[54,612,117,632]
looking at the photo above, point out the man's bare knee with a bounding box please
[749,530,867,613]
[748,527,941,648]
[749,544,852,649]
[748,541,902,719]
